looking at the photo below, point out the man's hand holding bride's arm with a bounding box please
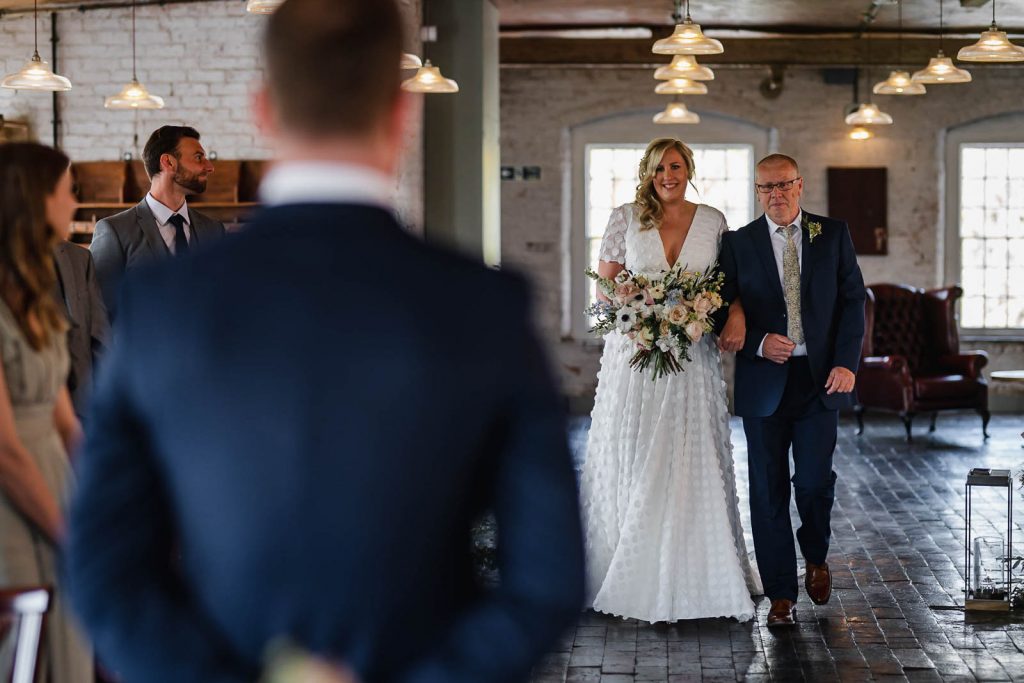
[718,299,745,353]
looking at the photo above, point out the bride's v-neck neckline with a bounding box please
[658,203,702,269]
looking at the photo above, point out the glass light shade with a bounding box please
[873,70,926,95]
[848,126,874,141]
[957,25,1024,62]
[654,77,708,95]
[653,101,700,124]
[844,103,893,125]
[246,0,283,13]
[401,53,423,70]
[401,61,458,93]
[105,79,165,109]
[653,55,714,81]
[1,53,72,91]
[652,20,724,55]
[911,51,972,83]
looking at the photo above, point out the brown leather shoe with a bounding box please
[805,562,832,605]
[767,598,796,626]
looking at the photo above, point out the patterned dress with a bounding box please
[0,299,92,682]
[580,202,761,622]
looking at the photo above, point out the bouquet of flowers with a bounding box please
[585,264,726,380]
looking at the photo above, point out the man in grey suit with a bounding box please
[90,125,225,318]
[53,241,110,420]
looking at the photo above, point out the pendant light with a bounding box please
[401,53,423,70]
[846,64,893,126]
[652,0,723,56]
[401,60,458,93]
[654,77,708,95]
[1,0,72,92]
[845,103,893,125]
[912,0,972,83]
[246,0,284,13]
[874,1,926,95]
[654,54,714,81]
[957,0,1024,62]
[106,1,164,110]
[653,100,700,124]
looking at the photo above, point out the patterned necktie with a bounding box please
[778,224,804,344]
[168,214,190,256]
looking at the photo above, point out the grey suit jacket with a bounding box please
[54,241,111,420]
[90,199,226,318]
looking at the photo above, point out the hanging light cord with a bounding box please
[32,0,39,59]
[131,0,137,81]
[992,0,997,26]
[685,0,692,23]
[897,0,903,66]
[939,0,945,54]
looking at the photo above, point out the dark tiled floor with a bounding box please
[536,412,1024,682]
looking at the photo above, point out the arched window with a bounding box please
[944,112,1024,335]
[565,109,771,339]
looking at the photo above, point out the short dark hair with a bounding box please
[757,154,800,174]
[264,0,404,137]
[143,126,201,179]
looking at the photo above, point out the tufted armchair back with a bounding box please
[863,284,961,374]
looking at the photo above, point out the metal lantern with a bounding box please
[965,468,1013,611]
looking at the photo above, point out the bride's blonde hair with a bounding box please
[635,137,696,232]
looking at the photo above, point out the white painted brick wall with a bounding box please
[0,0,423,227]
[500,66,1024,399]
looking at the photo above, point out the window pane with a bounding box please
[961,296,985,328]
[986,148,1009,179]
[984,296,1008,328]
[962,178,985,208]
[985,238,1009,272]
[1009,179,1024,208]
[961,208,985,237]
[1009,239,1024,267]
[961,268,985,297]
[1009,149,1024,179]
[1009,209,1024,238]
[985,178,1007,210]
[1009,298,1024,328]
[962,147,986,178]
[985,209,1008,238]
[962,238,986,268]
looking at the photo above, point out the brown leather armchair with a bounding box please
[854,284,989,442]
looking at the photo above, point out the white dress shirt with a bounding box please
[259,162,395,209]
[145,194,192,255]
[757,209,807,358]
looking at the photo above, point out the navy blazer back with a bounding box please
[67,204,585,683]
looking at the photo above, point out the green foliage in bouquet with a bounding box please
[585,264,727,380]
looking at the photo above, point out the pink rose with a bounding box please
[685,320,704,342]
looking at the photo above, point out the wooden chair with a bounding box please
[0,586,51,683]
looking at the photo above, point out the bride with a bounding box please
[580,137,761,622]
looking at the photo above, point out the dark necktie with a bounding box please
[168,214,189,256]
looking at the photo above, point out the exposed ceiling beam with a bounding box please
[499,36,997,68]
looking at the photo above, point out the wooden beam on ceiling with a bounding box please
[500,36,990,68]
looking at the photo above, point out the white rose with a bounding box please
[685,320,704,342]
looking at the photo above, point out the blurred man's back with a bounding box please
[65,2,584,682]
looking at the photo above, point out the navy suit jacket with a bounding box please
[716,212,866,417]
[66,204,585,683]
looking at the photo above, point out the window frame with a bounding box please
[943,112,1024,340]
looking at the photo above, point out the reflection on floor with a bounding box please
[532,413,1024,682]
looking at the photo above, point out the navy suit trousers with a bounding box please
[742,357,838,602]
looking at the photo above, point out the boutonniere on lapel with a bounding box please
[803,215,823,243]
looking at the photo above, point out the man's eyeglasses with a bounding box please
[754,177,801,194]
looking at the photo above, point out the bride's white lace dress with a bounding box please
[581,202,761,623]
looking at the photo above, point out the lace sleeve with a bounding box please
[598,205,629,264]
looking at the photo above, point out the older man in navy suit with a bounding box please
[64,1,585,681]
[716,154,865,627]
